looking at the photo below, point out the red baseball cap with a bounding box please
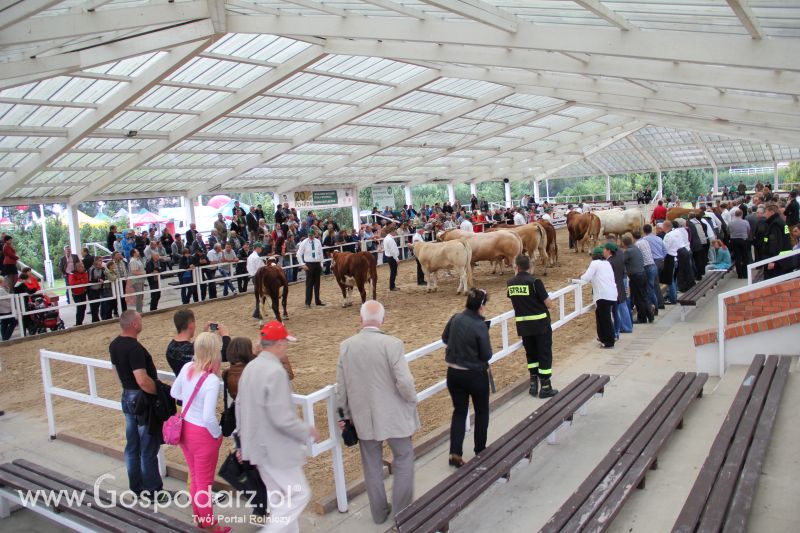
[260,321,296,342]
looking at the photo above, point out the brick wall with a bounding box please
[723,278,800,325]
[694,309,800,347]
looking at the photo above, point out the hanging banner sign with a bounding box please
[370,186,396,209]
[282,189,353,209]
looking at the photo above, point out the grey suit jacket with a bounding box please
[336,328,419,441]
[236,351,309,469]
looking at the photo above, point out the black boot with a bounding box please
[539,378,558,399]
[528,374,538,397]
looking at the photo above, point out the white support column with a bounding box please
[470,182,477,197]
[606,174,611,201]
[182,195,197,227]
[404,185,413,207]
[504,180,512,207]
[713,167,719,196]
[545,178,550,202]
[447,182,456,204]
[774,163,779,190]
[66,203,81,253]
[351,187,361,230]
[657,170,663,199]
[39,204,54,287]
[533,179,541,203]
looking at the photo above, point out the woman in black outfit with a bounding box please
[442,288,493,467]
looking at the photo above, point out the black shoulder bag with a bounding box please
[219,378,237,437]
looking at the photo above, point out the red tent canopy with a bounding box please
[133,212,170,227]
[207,194,232,209]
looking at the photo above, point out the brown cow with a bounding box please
[537,219,558,266]
[254,258,288,322]
[331,251,377,307]
[439,229,522,274]
[567,211,601,253]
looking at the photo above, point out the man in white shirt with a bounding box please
[412,229,426,286]
[513,208,527,226]
[296,229,326,309]
[383,227,401,291]
[247,242,265,318]
[662,220,685,304]
[459,215,474,233]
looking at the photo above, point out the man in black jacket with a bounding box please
[785,191,799,227]
[144,253,169,311]
[506,255,557,398]
[763,204,792,279]
[185,223,198,245]
[246,207,259,243]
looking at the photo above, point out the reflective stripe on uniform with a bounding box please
[778,250,792,256]
[785,225,790,234]
[516,313,548,322]
[538,368,552,376]
[763,237,768,242]
[527,363,538,369]
[508,285,530,296]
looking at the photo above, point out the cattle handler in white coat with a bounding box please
[247,242,265,319]
[336,300,419,524]
[236,321,319,532]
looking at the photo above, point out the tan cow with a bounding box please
[486,223,549,270]
[666,207,694,221]
[439,229,523,274]
[413,240,473,294]
[567,211,602,253]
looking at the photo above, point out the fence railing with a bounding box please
[746,248,800,284]
[37,278,595,513]
[717,269,800,376]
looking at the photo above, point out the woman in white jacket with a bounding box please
[170,332,229,533]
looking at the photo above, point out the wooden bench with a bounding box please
[394,374,609,533]
[0,459,195,532]
[540,371,707,533]
[672,354,792,533]
[677,266,731,321]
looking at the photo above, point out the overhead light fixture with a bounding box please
[126,130,138,138]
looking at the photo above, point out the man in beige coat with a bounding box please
[336,300,419,523]
[237,321,319,532]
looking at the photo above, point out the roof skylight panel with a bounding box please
[390,91,468,113]
[322,124,400,141]
[424,78,506,99]
[0,152,33,168]
[237,96,349,121]
[355,108,433,128]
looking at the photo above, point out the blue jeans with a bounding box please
[612,302,633,337]
[645,264,658,309]
[219,269,236,295]
[121,390,162,494]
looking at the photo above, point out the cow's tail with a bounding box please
[462,240,473,289]
[537,224,548,270]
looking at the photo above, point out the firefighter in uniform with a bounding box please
[506,255,558,398]
[763,203,792,279]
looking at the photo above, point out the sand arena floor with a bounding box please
[0,228,596,501]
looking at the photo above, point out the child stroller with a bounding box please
[26,294,65,335]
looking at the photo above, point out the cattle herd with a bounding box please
[253,207,647,322]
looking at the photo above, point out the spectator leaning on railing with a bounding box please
[69,262,89,326]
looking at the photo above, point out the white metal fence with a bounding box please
[37,279,595,513]
[746,248,800,285]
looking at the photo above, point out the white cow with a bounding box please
[413,240,473,293]
[594,208,645,236]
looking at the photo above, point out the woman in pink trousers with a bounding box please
[171,332,230,532]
